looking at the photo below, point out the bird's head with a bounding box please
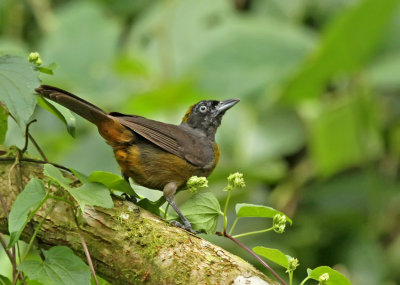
[181,99,239,140]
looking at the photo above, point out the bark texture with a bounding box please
[0,157,277,285]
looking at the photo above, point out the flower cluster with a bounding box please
[318,273,329,284]
[28,52,42,65]
[224,172,246,191]
[186,176,208,193]
[286,257,299,273]
[273,214,287,234]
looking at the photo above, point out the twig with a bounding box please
[21,120,37,154]
[72,205,99,285]
[5,155,26,283]
[28,134,48,162]
[80,233,99,285]
[0,190,9,220]
[0,233,14,263]
[6,111,48,161]
[0,234,24,283]
[217,231,288,285]
[0,157,71,172]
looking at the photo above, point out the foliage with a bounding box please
[8,178,47,247]
[1,0,400,283]
[18,246,91,285]
[0,56,39,130]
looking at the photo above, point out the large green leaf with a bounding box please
[18,246,91,285]
[235,203,292,224]
[281,0,400,103]
[37,96,76,137]
[40,2,120,95]
[308,266,351,285]
[168,192,221,234]
[8,178,47,247]
[0,274,11,285]
[88,171,138,197]
[308,95,383,176]
[192,19,313,97]
[68,182,114,211]
[43,163,73,188]
[137,196,166,216]
[252,246,289,269]
[44,164,113,211]
[0,105,8,144]
[130,0,313,98]
[0,55,39,129]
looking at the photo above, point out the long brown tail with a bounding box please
[35,85,135,145]
[35,85,109,126]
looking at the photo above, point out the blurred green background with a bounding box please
[1,0,400,284]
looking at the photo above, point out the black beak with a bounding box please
[216,98,240,114]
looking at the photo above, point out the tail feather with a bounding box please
[35,85,109,126]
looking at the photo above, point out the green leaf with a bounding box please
[44,164,113,210]
[36,62,57,75]
[43,164,73,189]
[0,274,12,285]
[18,246,91,285]
[252,246,290,269]
[168,192,221,234]
[37,96,76,137]
[91,275,111,285]
[68,182,114,211]
[191,18,313,98]
[0,106,8,144]
[40,2,119,93]
[308,95,383,176]
[88,171,138,197]
[281,0,400,103]
[308,266,352,285]
[0,55,40,129]
[137,197,166,216]
[69,168,89,184]
[235,203,292,224]
[8,178,46,247]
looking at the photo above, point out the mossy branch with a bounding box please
[0,155,277,285]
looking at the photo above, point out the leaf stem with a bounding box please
[164,203,170,219]
[49,195,75,206]
[22,200,56,261]
[232,226,274,239]
[223,190,232,231]
[289,270,293,285]
[10,194,50,247]
[217,231,288,285]
[299,276,311,285]
[228,217,239,235]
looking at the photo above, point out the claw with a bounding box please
[170,220,199,234]
[121,193,137,203]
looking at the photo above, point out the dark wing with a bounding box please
[110,113,215,168]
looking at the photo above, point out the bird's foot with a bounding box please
[170,220,199,234]
[112,193,137,204]
[123,193,137,204]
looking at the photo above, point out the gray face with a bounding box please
[182,99,239,139]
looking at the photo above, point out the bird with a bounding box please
[35,85,239,232]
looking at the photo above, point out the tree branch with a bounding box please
[0,156,277,285]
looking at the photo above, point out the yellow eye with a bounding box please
[199,105,208,113]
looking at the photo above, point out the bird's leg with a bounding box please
[117,174,137,203]
[163,182,196,233]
